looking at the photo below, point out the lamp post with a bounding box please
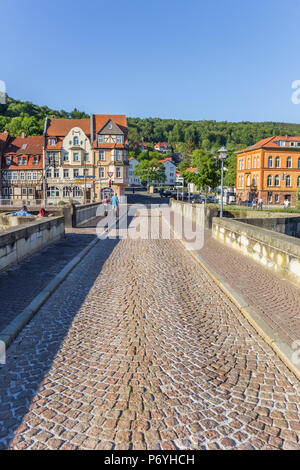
[217,146,228,218]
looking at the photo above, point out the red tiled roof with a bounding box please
[185,167,198,173]
[236,136,300,154]
[93,114,128,146]
[4,136,43,156]
[154,142,172,148]
[159,157,173,163]
[46,118,90,137]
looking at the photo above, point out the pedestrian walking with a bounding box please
[258,197,263,210]
[111,194,119,217]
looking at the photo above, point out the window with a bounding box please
[99,168,105,178]
[49,138,56,146]
[17,156,21,165]
[248,158,250,169]
[46,169,52,178]
[239,160,242,170]
[6,157,11,166]
[63,169,69,178]
[6,171,12,180]
[28,188,34,196]
[290,142,295,147]
[275,156,280,168]
[32,172,37,180]
[287,156,292,168]
[98,135,104,143]
[84,153,89,162]
[54,168,59,178]
[116,167,121,178]
[297,176,300,187]
[279,141,286,146]
[22,188,27,196]
[73,152,79,161]
[63,187,70,197]
[73,136,79,145]
[20,172,25,180]
[47,187,59,197]
[33,156,38,165]
[286,175,291,187]
[257,157,260,168]
[253,157,256,169]
[73,169,79,177]
[267,175,272,186]
[298,158,300,169]
[242,160,244,169]
[22,157,27,165]
[116,150,121,161]
[73,186,82,197]
[275,175,280,186]
[12,172,18,181]
[116,136,123,144]
[63,152,69,162]
[268,156,273,168]
[275,194,279,203]
[27,172,32,180]
[99,151,105,161]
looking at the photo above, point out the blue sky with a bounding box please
[1,0,300,122]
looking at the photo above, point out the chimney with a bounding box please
[21,132,26,138]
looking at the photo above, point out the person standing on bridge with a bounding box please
[111,194,119,217]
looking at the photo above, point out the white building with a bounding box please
[159,157,176,186]
[129,158,141,186]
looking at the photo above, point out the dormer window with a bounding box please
[290,142,295,147]
[279,141,286,147]
[49,138,56,146]
[73,136,79,145]
[116,136,123,144]
[6,157,11,166]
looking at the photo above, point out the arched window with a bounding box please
[287,156,292,168]
[275,156,280,168]
[274,175,280,186]
[73,136,79,145]
[63,187,71,197]
[286,175,291,187]
[267,175,272,186]
[297,176,300,187]
[268,156,273,168]
[73,186,83,197]
[47,187,59,197]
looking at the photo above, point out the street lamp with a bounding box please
[217,146,228,217]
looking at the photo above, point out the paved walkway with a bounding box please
[0,216,104,333]
[0,212,299,450]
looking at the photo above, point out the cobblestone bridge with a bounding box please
[0,195,299,450]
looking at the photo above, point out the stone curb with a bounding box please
[167,219,300,382]
[0,236,100,349]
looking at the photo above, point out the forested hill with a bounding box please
[1,96,300,152]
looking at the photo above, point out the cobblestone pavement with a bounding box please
[0,213,300,450]
[0,232,95,332]
[198,231,300,347]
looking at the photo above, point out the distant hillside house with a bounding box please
[154,142,172,153]
[129,158,141,186]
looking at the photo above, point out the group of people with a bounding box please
[10,205,52,218]
[102,194,119,216]
[251,198,263,210]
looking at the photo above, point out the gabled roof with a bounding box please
[236,136,300,154]
[159,157,174,164]
[46,118,90,137]
[4,136,43,155]
[185,167,198,173]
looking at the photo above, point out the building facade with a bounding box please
[92,115,129,200]
[154,142,172,153]
[1,133,44,202]
[129,158,141,186]
[158,157,176,185]
[236,136,300,205]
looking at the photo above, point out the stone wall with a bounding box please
[73,202,102,227]
[0,217,65,272]
[237,216,300,238]
[169,200,219,229]
[212,217,300,287]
